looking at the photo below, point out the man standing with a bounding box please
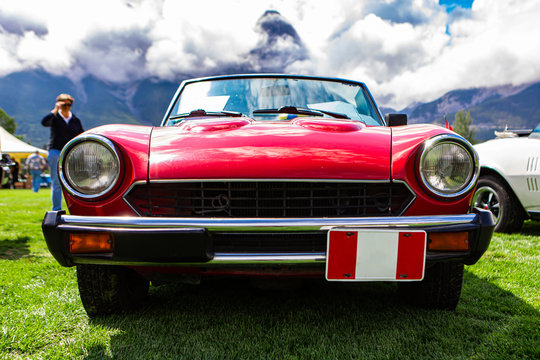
[41,94,84,210]
[26,151,47,192]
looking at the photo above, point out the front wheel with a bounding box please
[472,175,525,233]
[76,264,149,317]
[397,262,464,310]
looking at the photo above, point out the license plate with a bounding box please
[326,229,426,281]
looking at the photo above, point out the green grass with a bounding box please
[0,189,538,359]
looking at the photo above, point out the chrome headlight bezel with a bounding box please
[418,134,479,198]
[59,134,121,199]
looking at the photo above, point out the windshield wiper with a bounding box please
[169,109,244,124]
[252,106,349,119]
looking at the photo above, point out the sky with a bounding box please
[0,0,539,109]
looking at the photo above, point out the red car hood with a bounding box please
[148,118,391,180]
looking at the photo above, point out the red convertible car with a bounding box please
[42,74,494,316]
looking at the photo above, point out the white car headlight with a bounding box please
[419,134,479,198]
[59,134,121,198]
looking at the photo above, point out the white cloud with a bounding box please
[373,0,540,107]
[0,0,539,108]
[0,31,23,76]
[145,0,260,78]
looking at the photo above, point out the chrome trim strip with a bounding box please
[72,253,327,267]
[212,253,326,262]
[122,180,148,215]
[394,179,416,215]
[58,213,477,232]
[70,250,467,267]
[147,179,392,183]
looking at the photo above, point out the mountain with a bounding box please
[0,70,180,148]
[2,69,540,147]
[402,83,531,122]
[400,82,540,140]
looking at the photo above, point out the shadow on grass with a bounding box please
[520,220,540,235]
[85,272,539,359]
[0,237,30,259]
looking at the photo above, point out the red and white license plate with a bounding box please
[326,229,426,281]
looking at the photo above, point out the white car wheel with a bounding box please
[473,175,525,233]
[473,185,501,225]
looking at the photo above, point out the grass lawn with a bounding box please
[1,189,538,359]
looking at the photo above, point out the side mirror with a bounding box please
[385,114,407,126]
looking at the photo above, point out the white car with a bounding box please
[473,124,540,232]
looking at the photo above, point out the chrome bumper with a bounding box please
[42,209,494,267]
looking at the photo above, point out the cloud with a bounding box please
[144,0,259,79]
[324,14,447,81]
[0,9,47,36]
[0,0,539,109]
[363,0,437,25]
[374,0,540,107]
[71,28,153,83]
[315,0,540,108]
[0,0,163,80]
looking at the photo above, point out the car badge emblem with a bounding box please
[212,194,231,211]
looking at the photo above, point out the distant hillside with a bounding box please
[400,82,540,140]
[1,70,539,146]
[0,71,178,148]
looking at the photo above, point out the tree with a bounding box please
[453,110,477,144]
[0,107,17,135]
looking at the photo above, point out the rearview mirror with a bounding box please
[385,114,407,126]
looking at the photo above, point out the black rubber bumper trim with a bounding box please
[42,211,212,267]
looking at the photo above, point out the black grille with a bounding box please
[213,232,327,253]
[124,181,415,218]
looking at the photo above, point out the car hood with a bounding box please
[148,118,391,180]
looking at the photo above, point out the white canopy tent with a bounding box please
[0,126,47,163]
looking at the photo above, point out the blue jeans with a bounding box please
[47,149,62,211]
[30,170,42,192]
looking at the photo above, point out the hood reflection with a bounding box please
[149,121,391,180]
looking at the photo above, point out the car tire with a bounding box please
[472,175,525,233]
[397,262,464,310]
[76,264,149,317]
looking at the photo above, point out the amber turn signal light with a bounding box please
[69,232,113,253]
[428,232,469,251]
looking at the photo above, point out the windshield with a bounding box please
[530,123,540,139]
[164,76,383,126]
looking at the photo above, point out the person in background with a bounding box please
[12,160,19,184]
[1,153,14,188]
[41,94,84,210]
[26,150,47,193]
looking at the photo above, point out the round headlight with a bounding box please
[60,135,121,198]
[419,134,478,198]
